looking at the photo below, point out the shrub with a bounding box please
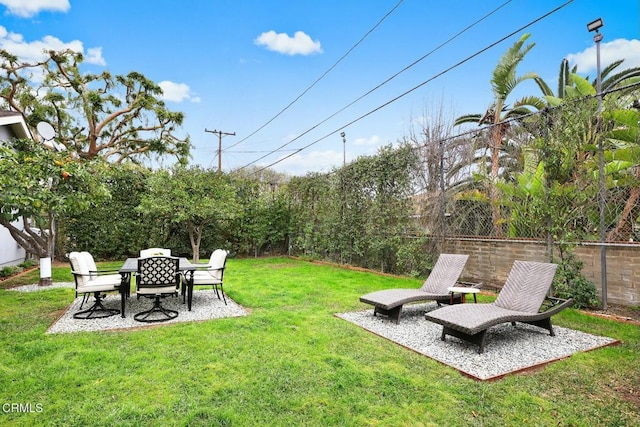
[18,259,36,268]
[552,251,599,309]
[0,265,21,278]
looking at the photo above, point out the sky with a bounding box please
[0,0,639,176]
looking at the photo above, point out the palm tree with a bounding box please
[534,58,576,100]
[455,33,545,236]
[536,58,640,104]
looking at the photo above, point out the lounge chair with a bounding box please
[424,260,573,353]
[359,254,470,323]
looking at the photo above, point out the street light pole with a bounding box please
[340,131,346,167]
[588,17,607,309]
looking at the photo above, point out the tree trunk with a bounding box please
[188,221,203,263]
[490,126,503,237]
[0,215,54,286]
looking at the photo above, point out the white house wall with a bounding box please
[0,111,31,267]
[0,223,26,267]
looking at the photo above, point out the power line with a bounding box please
[281,79,640,185]
[226,149,299,153]
[246,0,575,175]
[237,0,513,170]
[225,0,405,151]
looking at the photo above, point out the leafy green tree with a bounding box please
[286,143,424,275]
[0,138,108,284]
[227,167,292,257]
[287,172,335,259]
[137,166,239,262]
[62,164,154,259]
[0,49,190,164]
[455,33,545,236]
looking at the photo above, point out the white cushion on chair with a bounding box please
[69,251,120,293]
[137,285,178,295]
[193,249,227,285]
[192,270,222,285]
[140,248,171,258]
[206,249,227,271]
[80,251,98,279]
[78,275,121,293]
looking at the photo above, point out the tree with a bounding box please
[454,33,545,236]
[61,163,154,259]
[537,68,640,241]
[227,174,292,258]
[534,58,577,101]
[137,167,239,262]
[0,49,190,164]
[536,58,640,104]
[0,138,109,285]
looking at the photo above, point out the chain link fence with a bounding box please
[287,87,640,285]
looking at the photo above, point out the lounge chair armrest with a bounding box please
[540,297,574,314]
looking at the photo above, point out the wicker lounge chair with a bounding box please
[424,260,573,353]
[359,254,470,323]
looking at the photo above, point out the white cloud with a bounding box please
[566,38,640,73]
[0,0,69,18]
[0,25,105,66]
[354,135,381,146]
[158,80,200,103]
[270,150,343,175]
[85,47,106,66]
[254,30,322,56]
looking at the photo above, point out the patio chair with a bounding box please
[189,249,229,305]
[68,251,122,319]
[424,260,573,354]
[359,254,471,323]
[139,248,171,258]
[134,256,181,322]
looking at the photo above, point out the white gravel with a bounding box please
[9,283,247,334]
[336,302,618,380]
[8,282,76,292]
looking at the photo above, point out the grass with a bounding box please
[0,256,638,426]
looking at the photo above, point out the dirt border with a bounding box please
[578,309,640,326]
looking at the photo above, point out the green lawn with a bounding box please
[0,257,638,426]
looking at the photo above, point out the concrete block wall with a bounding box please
[444,238,639,307]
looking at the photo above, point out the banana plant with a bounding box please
[599,108,640,241]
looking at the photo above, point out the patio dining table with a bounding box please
[119,257,197,317]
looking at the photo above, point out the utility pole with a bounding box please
[205,128,236,172]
